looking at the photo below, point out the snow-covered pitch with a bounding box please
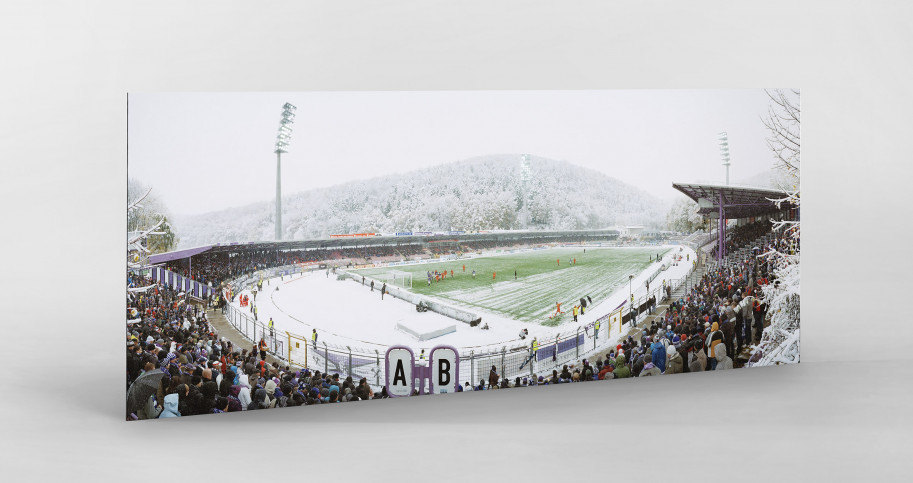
[233,245,696,354]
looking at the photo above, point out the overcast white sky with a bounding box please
[128,89,785,215]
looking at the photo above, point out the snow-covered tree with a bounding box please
[752,89,800,366]
[665,196,705,233]
[172,155,668,247]
[127,180,176,276]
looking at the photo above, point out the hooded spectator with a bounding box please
[237,374,252,410]
[650,338,667,373]
[666,345,683,375]
[247,388,269,410]
[613,354,631,378]
[714,343,734,370]
[264,379,278,407]
[159,393,180,418]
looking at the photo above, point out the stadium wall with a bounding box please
[340,272,483,325]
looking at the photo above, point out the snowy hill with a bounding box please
[173,155,667,248]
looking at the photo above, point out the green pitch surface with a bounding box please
[355,247,669,325]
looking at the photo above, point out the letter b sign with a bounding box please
[430,346,459,394]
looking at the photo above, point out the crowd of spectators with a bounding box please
[712,220,795,258]
[164,250,312,288]
[128,223,785,418]
[459,240,507,252]
[129,225,791,418]
[127,273,396,420]
[462,224,781,388]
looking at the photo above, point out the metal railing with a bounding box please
[222,303,285,357]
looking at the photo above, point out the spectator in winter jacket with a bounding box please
[640,360,661,377]
[613,354,631,378]
[666,345,683,375]
[720,315,736,361]
[264,379,277,404]
[632,350,646,377]
[237,374,252,410]
[714,343,734,370]
[650,339,667,373]
[247,388,269,411]
[581,363,594,381]
[159,393,181,418]
[488,366,499,389]
[706,322,724,370]
[688,339,707,372]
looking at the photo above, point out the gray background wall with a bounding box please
[0,1,909,481]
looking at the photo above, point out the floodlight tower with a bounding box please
[274,103,296,240]
[718,131,731,185]
[519,154,531,229]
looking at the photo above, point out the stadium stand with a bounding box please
[128,221,793,419]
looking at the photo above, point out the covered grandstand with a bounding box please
[672,182,795,261]
[147,229,626,279]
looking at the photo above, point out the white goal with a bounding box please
[376,270,412,289]
[390,270,412,289]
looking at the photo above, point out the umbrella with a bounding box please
[126,370,165,419]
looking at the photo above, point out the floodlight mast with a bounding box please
[718,131,731,185]
[716,131,730,261]
[274,103,296,241]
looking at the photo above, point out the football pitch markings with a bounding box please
[355,247,669,324]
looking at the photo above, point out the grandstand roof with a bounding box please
[148,245,214,264]
[672,182,789,219]
[147,229,622,263]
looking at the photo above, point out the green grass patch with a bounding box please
[355,247,669,325]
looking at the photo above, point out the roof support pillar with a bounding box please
[718,191,725,262]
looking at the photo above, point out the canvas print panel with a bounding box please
[126,89,800,420]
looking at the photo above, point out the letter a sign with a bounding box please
[385,346,414,397]
[429,346,459,394]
